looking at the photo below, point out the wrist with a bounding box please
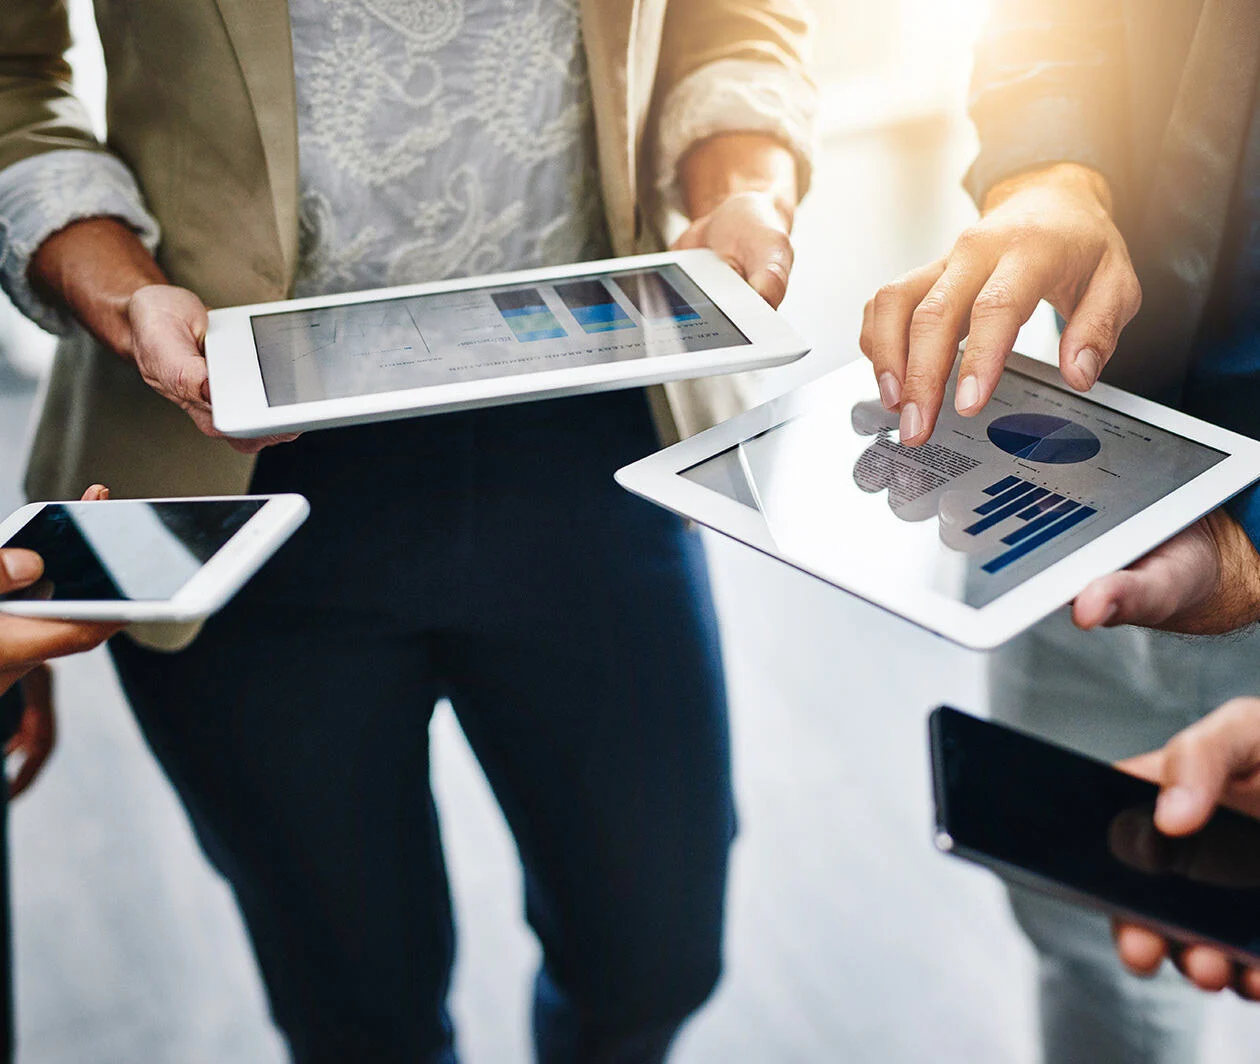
[29,218,166,360]
[1208,509,1260,629]
[982,162,1114,219]
[679,132,798,229]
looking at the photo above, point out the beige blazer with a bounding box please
[5,0,815,507]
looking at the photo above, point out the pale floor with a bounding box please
[3,122,1260,1062]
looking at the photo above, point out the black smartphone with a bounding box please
[930,705,1260,966]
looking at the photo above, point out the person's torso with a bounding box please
[287,0,611,298]
[87,0,651,310]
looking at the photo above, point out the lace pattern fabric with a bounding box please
[289,0,609,297]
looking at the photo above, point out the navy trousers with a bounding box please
[109,390,734,1063]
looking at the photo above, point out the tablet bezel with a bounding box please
[0,494,310,622]
[206,249,807,436]
[614,353,1260,650]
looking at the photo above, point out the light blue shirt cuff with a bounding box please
[0,149,160,335]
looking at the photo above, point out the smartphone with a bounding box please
[0,495,309,622]
[930,705,1260,967]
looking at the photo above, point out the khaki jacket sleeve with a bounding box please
[0,1,105,172]
[647,0,817,217]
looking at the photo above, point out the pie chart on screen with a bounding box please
[987,413,1102,464]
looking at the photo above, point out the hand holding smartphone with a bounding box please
[0,494,309,622]
[930,706,1260,973]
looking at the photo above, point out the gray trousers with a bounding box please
[989,608,1260,1064]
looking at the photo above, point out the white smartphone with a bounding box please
[0,495,310,622]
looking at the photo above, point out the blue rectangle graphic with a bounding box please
[965,488,1050,535]
[555,280,635,334]
[1016,493,1065,521]
[983,475,1023,497]
[982,506,1098,574]
[1002,499,1079,545]
[974,482,1038,516]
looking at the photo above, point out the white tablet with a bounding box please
[615,354,1260,649]
[205,250,808,436]
[0,495,309,622]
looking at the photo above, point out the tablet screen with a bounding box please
[250,264,749,406]
[681,368,1226,608]
[1,500,265,601]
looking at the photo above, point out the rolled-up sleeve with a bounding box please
[964,0,1128,211]
[0,149,159,334]
[653,57,817,211]
[649,0,817,217]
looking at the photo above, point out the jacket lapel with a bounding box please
[580,0,639,254]
[1108,0,1260,400]
[212,0,300,287]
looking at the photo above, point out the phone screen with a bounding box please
[932,707,1260,960]
[1,500,265,602]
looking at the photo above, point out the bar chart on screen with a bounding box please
[967,475,1099,574]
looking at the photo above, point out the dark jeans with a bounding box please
[110,390,734,1063]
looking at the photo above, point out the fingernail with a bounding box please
[899,402,923,444]
[1,550,43,586]
[1155,786,1199,827]
[878,372,901,410]
[1074,347,1101,388]
[1101,602,1119,626]
[956,375,980,413]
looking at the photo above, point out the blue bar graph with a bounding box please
[965,488,1050,535]
[1017,493,1065,520]
[555,279,635,334]
[965,473,1101,574]
[983,506,1098,574]
[982,475,1022,497]
[974,482,1039,515]
[1002,499,1079,545]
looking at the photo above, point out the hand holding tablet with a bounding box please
[205,250,808,437]
[616,354,1260,648]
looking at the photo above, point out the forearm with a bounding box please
[679,132,798,227]
[29,218,166,361]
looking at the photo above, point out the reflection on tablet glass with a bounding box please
[251,264,749,407]
[681,368,1225,608]
[1,500,265,602]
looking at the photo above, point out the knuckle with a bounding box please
[766,229,792,254]
[971,282,1017,321]
[1171,730,1209,764]
[1085,316,1120,352]
[1124,275,1144,314]
[952,226,988,257]
[910,291,953,332]
[902,364,942,395]
[60,629,98,656]
[872,283,906,314]
[1222,696,1260,723]
[1002,218,1044,249]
